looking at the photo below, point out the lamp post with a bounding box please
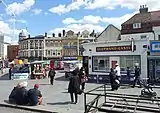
[0,0,16,43]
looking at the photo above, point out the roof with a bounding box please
[122,10,160,25]
[95,24,120,40]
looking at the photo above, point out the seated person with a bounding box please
[9,83,21,104]
[15,81,28,105]
[27,84,42,106]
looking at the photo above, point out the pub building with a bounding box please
[82,39,149,83]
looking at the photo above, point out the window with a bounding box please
[158,35,160,40]
[120,55,140,71]
[141,35,147,39]
[133,23,141,29]
[52,50,55,56]
[93,56,109,72]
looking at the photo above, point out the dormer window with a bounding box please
[133,23,141,29]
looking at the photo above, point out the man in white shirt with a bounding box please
[115,63,121,81]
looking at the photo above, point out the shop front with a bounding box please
[147,41,160,84]
[83,40,148,83]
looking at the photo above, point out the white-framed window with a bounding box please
[133,23,141,29]
[93,56,109,72]
[120,55,141,71]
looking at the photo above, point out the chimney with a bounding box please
[52,33,55,37]
[62,30,65,37]
[45,32,47,37]
[139,5,148,13]
[58,33,61,37]
[28,34,30,38]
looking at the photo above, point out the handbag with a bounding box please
[81,76,88,83]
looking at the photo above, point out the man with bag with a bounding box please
[48,68,56,85]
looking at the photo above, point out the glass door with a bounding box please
[148,59,155,80]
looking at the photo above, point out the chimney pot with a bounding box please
[45,32,47,37]
[58,33,61,37]
[52,33,55,37]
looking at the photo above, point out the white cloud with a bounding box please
[6,0,35,15]
[32,8,42,15]
[7,18,27,24]
[49,0,87,15]
[63,15,102,25]
[0,20,24,43]
[49,9,138,36]
[49,23,104,35]
[49,0,160,15]
[62,11,136,28]
[85,0,160,11]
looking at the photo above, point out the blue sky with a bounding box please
[0,0,159,43]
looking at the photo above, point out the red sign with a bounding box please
[96,45,136,52]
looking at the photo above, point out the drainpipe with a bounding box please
[152,31,156,40]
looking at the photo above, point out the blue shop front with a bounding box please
[148,41,160,84]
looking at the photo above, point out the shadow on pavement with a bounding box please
[55,76,69,81]
[0,73,9,80]
[4,100,10,104]
[47,101,70,105]
[39,83,50,86]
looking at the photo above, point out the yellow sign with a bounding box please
[78,56,82,60]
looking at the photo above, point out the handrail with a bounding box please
[84,84,160,113]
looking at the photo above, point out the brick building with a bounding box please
[7,45,19,61]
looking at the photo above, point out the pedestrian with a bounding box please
[115,63,121,82]
[126,67,131,82]
[132,63,142,88]
[27,84,43,106]
[48,68,56,85]
[68,70,81,104]
[15,81,28,105]
[79,67,88,92]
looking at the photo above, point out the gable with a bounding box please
[96,25,120,42]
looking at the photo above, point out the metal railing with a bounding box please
[84,84,160,113]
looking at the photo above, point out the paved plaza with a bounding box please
[0,70,160,113]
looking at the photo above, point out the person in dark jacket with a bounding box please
[132,63,142,88]
[28,84,42,106]
[68,71,81,104]
[126,67,131,82]
[9,83,21,104]
[109,68,119,91]
[15,81,28,105]
[48,68,56,85]
[79,67,88,91]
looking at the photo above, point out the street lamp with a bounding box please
[0,0,16,43]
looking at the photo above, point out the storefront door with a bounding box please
[109,57,120,68]
[148,59,155,80]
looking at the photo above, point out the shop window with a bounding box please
[158,35,160,40]
[93,56,109,72]
[120,55,140,71]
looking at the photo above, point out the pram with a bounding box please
[140,78,157,98]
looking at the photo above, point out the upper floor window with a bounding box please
[141,35,147,39]
[133,23,141,29]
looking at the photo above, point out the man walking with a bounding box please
[132,63,142,88]
[115,63,121,81]
[48,68,56,85]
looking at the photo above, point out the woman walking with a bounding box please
[68,70,81,104]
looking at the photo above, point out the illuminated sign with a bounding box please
[96,45,136,52]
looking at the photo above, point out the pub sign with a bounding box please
[96,45,136,52]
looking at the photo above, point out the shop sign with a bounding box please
[63,56,77,60]
[150,41,160,52]
[96,45,136,52]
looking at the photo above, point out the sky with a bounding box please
[0,0,160,43]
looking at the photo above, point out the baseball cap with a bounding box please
[34,84,40,88]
